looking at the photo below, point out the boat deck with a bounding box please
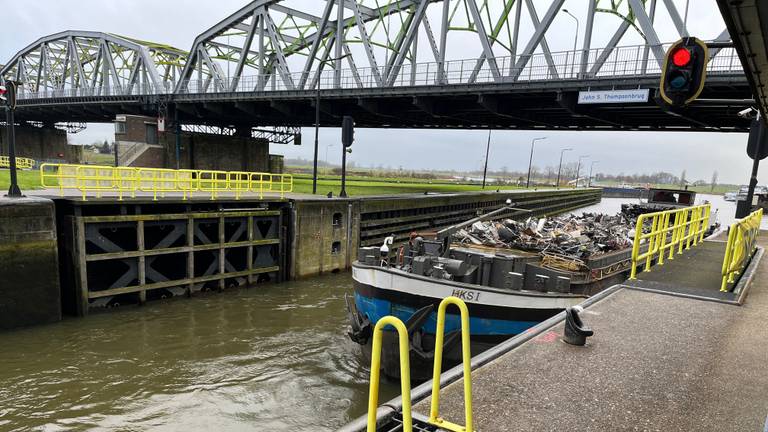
[403,237,768,431]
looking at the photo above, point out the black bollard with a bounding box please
[563,306,594,346]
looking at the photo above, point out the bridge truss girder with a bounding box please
[174,0,733,95]
[0,31,188,97]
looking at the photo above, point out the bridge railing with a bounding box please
[39,163,293,200]
[175,42,741,95]
[16,42,742,100]
[629,204,711,279]
[721,208,762,292]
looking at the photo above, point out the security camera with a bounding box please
[738,107,757,119]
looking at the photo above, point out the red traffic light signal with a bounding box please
[671,47,692,67]
[0,85,6,102]
[660,38,709,107]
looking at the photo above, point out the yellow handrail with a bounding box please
[428,297,474,432]
[0,155,35,169]
[366,316,412,432]
[630,203,711,279]
[38,163,293,200]
[721,208,762,292]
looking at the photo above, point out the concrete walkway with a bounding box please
[414,237,768,431]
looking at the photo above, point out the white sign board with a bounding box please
[577,89,650,104]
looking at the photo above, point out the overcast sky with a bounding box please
[0,0,758,185]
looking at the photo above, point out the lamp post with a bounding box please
[482,130,491,189]
[575,155,590,188]
[562,9,580,78]
[556,147,572,188]
[526,137,547,188]
[312,54,351,194]
[588,160,599,187]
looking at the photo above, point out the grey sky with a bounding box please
[0,0,755,185]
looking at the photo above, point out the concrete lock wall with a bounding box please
[289,189,601,278]
[290,199,360,279]
[115,115,278,172]
[0,125,82,163]
[0,197,61,330]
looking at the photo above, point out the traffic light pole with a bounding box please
[5,103,22,198]
[340,145,348,198]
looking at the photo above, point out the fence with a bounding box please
[39,163,293,200]
[366,297,474,432]
[721,208,762,292]
[0,156,35,169]
[629,204,711,279]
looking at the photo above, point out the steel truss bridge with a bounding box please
[0,0,754,132]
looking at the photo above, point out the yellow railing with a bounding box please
[39,163,293,200]
[428,297,474,432]
[629,203,711,279]
[0,156,35,169]
[366,297,474,432]
[366,316,413,432]
[721,208,762,292]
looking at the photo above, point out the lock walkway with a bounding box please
[625,239,737,302]
[399,237,768,431]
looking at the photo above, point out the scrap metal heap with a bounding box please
[453,212,639,262]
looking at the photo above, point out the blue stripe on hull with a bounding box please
[354,293,539,336]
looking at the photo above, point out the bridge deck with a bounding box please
[626,240,734,301]
[411,237,767,431]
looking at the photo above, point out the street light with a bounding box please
[526,137,547,188]
[325,143,334,165]
[575,155,590,188]
[562,9,580,78]
[556,147,573,188]
[588,160,599,187]
[312,53,351,194]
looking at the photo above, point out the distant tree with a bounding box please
[710,171,719,192]
[679,170,687,188]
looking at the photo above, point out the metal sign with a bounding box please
[577,89,650,104]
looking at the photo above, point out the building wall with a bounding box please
[0,126,82,163]
[115,115,275,172]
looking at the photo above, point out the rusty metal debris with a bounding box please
[453,212,638,260]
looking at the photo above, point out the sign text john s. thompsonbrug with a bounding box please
[577,89,650,104]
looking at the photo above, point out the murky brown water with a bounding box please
[0,273,398,431]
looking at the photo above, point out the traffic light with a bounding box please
[660,37,709,107]
[342,116,354,147]
[0,84,6,104]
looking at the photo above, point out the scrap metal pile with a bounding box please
[453,212,638,261]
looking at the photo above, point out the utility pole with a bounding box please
[588,160,599,187]
[526,137,547,188]
[482,131,491,189]
[575,155,590,188]
[556,147,572,188]
[312,54,351,195]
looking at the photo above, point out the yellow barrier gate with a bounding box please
[39,163,293,200]
[0,156,35,169]
[366,297,474,432]
[721,208,762,292]
[630,203,711,279]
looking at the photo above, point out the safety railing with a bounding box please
[721,208,762,292]
[428,297,474,432]
[366,297,474,432]
[0,155,35,169]
[39,163,293,200]
[366,316,413,432]
[629,204,711,279]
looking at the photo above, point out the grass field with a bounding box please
[291,176,511,196]
[0,169,46,190]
